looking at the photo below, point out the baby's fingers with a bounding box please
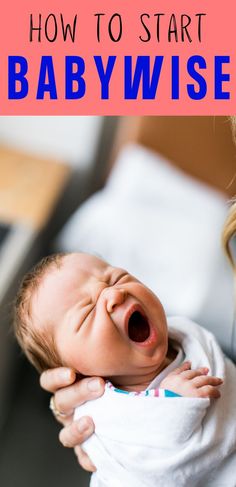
[181,367,209,380]
[193,376,223,388]
[167,361,192,376]
[197,385,222,399]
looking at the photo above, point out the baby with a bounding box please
[14,252,222,397]
[15,253,236,487]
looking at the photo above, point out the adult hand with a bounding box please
[40,367,105,472]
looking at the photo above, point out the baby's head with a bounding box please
[14,253,66,372]
[14,252,169,388]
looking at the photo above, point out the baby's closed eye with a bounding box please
[111,271,129,286]
[75,304,95,332]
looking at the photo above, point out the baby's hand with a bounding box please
[160,361,223,399]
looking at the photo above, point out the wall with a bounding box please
[0,116,103,167]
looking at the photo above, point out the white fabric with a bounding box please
[57,144,235,359]
[74,317,236,487]
[148,342,183,389]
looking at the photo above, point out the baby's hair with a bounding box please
[14,253,68,373]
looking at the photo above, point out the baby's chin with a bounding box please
[106,364,166,392]
[108,378,148,392]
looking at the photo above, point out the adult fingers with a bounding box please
[54,377,105,417]
[74,446,96,472]
[40,367,76,393]
[59,417,94,448]
[54,412,74,427]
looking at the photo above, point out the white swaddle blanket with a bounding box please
[74,317,236,487]
[57,144,235,360]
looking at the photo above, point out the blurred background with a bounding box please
[0,115,236,487]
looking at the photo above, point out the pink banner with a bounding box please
[0,0,235,114]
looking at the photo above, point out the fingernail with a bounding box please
[88,378,101,392]
[183,361,191,367]
[60,369,73,382]
[77,418,91,434]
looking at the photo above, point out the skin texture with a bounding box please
[160,363,222,398]
[38,253,222,471]
[40,369,104,471]
[37,252,170,472]
[33,253,171,391]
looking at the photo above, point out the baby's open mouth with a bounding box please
[128,310,150,343]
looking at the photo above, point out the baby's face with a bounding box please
[32,253,168,388]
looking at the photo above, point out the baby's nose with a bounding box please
[105,287,127,314]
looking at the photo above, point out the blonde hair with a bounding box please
[223,117,236,267]
[231,116,236,144]
[222,202,236,269]
[14,253,67,373]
